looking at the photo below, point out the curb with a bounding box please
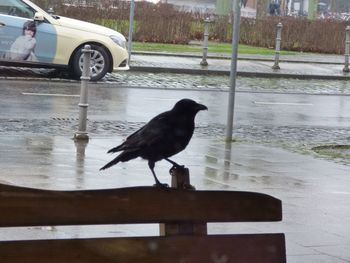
[130,66,350,80]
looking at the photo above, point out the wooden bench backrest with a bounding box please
[0,183,286,263]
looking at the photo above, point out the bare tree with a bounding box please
[256,0,269,17]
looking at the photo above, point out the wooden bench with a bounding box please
[0,168,286,263]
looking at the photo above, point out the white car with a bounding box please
[0,0,129,80]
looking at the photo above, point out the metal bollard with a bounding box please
[200,17,211,66]
[343,26,350,73]
[74,45,92,141]
[272,22,283,70]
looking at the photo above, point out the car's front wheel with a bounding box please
[71,44,111,81]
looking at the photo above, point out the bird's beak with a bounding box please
[197,103,208,111]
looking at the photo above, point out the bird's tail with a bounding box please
[107,145,123,153]
[99,157,120,171]
[100,145,124,170]
[100,150,140,171]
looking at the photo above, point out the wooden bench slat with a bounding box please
[0,184,282,227]
[0,233,286,263]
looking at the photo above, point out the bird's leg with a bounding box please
[165,158,186,176]
[165,158,183,168]
[148,161,169,189]
[167,161,195,190]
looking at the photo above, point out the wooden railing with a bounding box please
[0,167,286,263]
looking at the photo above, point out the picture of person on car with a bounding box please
[7,20,38,61]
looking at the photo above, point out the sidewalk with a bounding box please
[1,51,349,81]
[130,51,350,80]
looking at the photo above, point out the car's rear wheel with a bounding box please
[71,44,111,81]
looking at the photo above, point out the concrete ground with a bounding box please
[0,53,350,262]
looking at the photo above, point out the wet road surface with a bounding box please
[1,77,350,160]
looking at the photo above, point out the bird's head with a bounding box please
[173,99,208,114]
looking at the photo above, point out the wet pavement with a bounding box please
[1,53,350,262]
[1,136,350,262]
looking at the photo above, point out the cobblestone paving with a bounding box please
[2,118,350,165]
[108,72,350,95]
[1,67,350,95]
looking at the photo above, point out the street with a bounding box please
[1,76,350,143]
[2,76,350,123]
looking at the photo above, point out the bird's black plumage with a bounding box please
[100,98,208,187]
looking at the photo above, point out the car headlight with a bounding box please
[110,35,127,49]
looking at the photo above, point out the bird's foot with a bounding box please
[182,183,196,190]
[168,165,195,190]
[153,182,170,190]
[165,158,183,169]
[169,164,185,175]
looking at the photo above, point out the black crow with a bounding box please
[100,98,208,187]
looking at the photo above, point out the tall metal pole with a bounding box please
[127,0,135,63]
[225,0,241,141]
[343,26,350,73]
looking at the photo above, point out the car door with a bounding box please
[0,0,57,65]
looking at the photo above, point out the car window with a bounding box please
[0,0,35,18]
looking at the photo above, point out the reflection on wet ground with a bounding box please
[1,135,350,263]
[2,118,350,165]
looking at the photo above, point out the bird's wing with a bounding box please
[106,112,170,154]
[120,112,172,150]
[129,116,169,144]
